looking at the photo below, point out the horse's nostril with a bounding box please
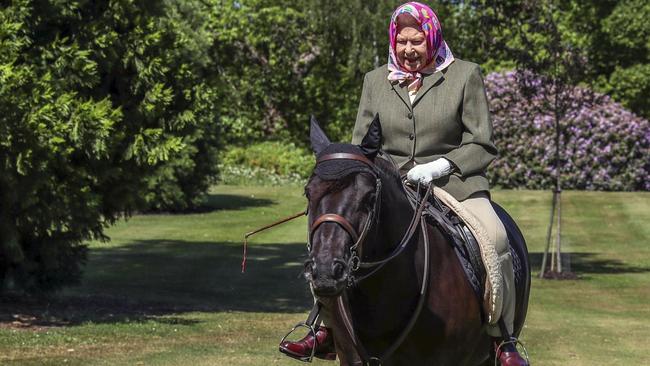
[304,260,316,277]
[332,260,347,280]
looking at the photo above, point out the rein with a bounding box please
[309,153,427,284]
[338,213,431,366]
[350,182,430,285]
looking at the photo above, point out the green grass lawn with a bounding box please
[1,186,649,365]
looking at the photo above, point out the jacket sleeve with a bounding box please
[351,73,374,144]
[443,65,498,176]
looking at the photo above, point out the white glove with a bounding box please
[407,158,453,184]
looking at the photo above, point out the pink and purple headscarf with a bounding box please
[387,2,454,92]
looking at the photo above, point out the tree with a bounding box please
[211,0,649,147]
[468,0,578,277]
[0,0,220,291]
[462,0,649,119]
[597,0,650,118]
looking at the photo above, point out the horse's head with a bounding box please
[304,116,383,297]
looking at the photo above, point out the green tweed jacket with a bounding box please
[351,59,497,201]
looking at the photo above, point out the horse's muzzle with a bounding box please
[304,257,349,297]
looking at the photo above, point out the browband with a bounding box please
[316,153,374,168]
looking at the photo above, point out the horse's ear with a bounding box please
[310,115,330,155]
[359,113,382,159]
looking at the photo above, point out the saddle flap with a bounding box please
[429,187,504,325]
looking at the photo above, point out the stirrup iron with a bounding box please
[279,302,322,362]
[280,322,318,362]
[494,337,530,366]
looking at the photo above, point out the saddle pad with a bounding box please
[432,187,503,325]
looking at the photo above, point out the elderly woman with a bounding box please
[281,2,527,365]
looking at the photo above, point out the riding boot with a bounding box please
[279,326,337,361]
[493,337,529,366]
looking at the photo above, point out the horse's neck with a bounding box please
[349,177,425,334]
[375,177,415,255]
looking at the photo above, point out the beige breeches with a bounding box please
[462,191,515,336]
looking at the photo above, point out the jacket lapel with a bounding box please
[412,70,445,107]
[389,81,412,111]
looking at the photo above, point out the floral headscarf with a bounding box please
[387,2,454,93]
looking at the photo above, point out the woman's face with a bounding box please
[395,16,427,72]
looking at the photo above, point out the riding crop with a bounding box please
[241,209,307,273]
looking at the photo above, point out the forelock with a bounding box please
[313,143,375,180]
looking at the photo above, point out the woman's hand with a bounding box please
[407,158,453,184]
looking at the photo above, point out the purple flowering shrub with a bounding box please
[485,71,649,191]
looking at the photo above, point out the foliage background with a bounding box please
[0,0,220,291]
[217,0,649,189]
[0,0,648,291]
[486,72,649,191]
[216,0,650,144]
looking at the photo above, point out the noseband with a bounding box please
[308,153,382,273]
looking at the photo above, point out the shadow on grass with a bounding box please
[140,194,275,214]
[0,240,312,328]
[528,252,650,275]
[4,247,650,328]
[200,193,275,212]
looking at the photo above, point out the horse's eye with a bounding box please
[363,192,376,208]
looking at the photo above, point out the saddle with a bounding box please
[404,184,517,325]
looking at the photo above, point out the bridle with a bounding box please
[308,152,430,287]
[307,152,433,366]
[307,153,383,276]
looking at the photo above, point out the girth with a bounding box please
[406,185,487,311]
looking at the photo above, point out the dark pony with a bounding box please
[304,116,530,366]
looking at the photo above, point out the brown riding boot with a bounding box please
[494,338,529,366]
[279,327,336,362]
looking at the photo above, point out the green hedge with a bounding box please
[0,0,220,292]
[219,142,314,185]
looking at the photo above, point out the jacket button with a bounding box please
[409,133,414,140]
[407,112,413,119]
